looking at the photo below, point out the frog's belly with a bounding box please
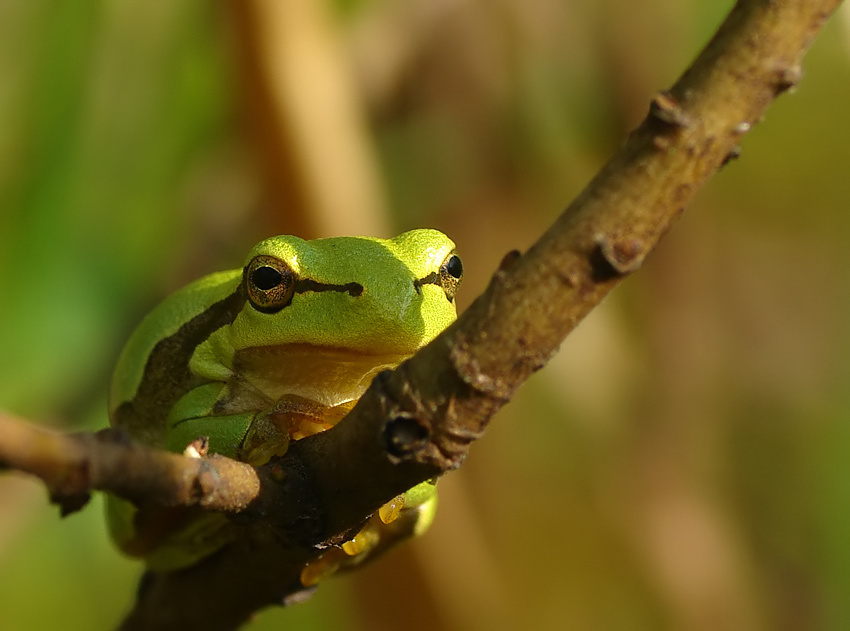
[231,343,411,409]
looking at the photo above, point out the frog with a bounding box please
[105,229,462,582]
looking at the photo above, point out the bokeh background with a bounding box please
[1,1,849,629]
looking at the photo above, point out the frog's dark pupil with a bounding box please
[253,266,283,291]
[446,255,463,279]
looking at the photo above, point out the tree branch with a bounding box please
[0,0,842,629]
[0,414,260,516]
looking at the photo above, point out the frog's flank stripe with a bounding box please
[294,279,363,297]
[112,290,247,443]
[412,272,440,294]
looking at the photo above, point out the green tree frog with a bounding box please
[105,229,462,584]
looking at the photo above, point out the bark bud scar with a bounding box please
[649,91,692,129]
[383,414,430,461]
[590,233,646,281]
[775,64,803,95]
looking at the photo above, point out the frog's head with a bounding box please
[233,229,461,353]
[224,229,462,407]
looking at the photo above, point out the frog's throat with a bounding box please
[231,343,412,409]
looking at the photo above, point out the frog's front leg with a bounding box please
[167,386,348,463]
[165,382,281,461]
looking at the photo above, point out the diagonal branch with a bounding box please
[0,0,842,629]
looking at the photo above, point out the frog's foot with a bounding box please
[341,522,381,557]
[376,478,438,526]
[300,548,345,587]
[241,396,357,464]
[290,398,354,439]
[298,486,439,587]
[300,521,382,587]
[239,414,290,466]
[378,494,405,524]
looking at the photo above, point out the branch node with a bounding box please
[54,489,92,517]
[649,91,692,129]
[590,233,647,281]
[733,121,751,135]
[48,439,93,516]
[383,414,430,462]
[774,63,803,94]
[721,145,742,167]
[498,249,522,271]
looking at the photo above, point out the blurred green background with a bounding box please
[1,1,849,629]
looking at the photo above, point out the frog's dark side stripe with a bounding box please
[111,290,247,444]
[412,272,440,294]
[413,252,462,302]
[112,278,369,442]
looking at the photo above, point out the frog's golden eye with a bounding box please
[439,253,463,302]
[245,255,296,313]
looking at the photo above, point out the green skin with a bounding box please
[106,229,461,574]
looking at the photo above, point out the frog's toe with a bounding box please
[378,494,405,524]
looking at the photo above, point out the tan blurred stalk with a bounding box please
[231,0,389,238]
[411,474,514,631]
[0,478,42,566]
[840,2,850,57]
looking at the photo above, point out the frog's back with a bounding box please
[109,269,243,444]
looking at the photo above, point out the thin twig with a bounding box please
[0,413,260,515]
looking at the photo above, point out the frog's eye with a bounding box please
[244,255,297,313]
[439,253,463,302]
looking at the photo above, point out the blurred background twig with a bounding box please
[0,1,848,629]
